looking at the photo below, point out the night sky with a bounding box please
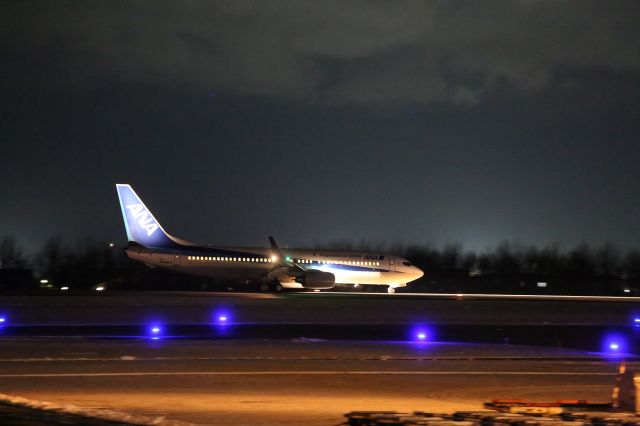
[2,1,640,253]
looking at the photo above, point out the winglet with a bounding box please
[268,236,283,258]
[268,236,304,271]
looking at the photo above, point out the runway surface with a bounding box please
[0,338,634,425]
[2,291,640,325]
[0,291,638,425]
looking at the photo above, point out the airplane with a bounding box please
[116,184,424,293]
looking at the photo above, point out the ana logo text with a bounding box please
[126,204,159,236]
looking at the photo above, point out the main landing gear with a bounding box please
[259,282,283,292]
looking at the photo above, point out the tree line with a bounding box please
[1,235,638,295]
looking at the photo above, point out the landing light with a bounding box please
[624,288,631,294]
[95,286,105,291]
[40,279,48,284]
[609,343,619,350]
[60,286,69,291]
[417,332,427,341]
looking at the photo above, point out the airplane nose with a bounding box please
[413,266,424,280]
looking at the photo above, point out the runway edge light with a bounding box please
[148,324,163,340]
[602,333,627,355]
[213,310,232,324]
[410,325,432,343]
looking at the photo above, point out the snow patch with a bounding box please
[292,337,326,343]
[0,393,194,426]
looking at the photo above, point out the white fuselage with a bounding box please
[125,245,424,289]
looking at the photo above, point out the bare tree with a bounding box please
[0,234,27,269]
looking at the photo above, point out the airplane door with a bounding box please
[173,254,181,266]
[389,257,395,272]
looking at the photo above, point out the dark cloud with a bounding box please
[1,1,640,253]
[3,1,640,105]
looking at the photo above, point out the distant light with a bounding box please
[417,332,427,341]
[108,242,114,247]
[285,256,292,262]
[0,317,5,324]
[456,293,463,298]
[40,279,48,284]
[313,289,320,292]
[151,327,161,334]
[270,255,278,262]
[95,286,105,291]
[537,282,548,288]
[60,286,69,291]
[623,288,631,293]
[633,317,640,325]
[218,315,227,322]
[609,343,619,351]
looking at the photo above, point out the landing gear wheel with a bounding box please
[387,286,396,294]
[273,283,283,292]
[259,283,270,292]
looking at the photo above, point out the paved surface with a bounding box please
[1,291,639,325]
[0,292,638,425]
[0,338,634,425]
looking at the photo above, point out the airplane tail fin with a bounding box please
[115,184,190,248]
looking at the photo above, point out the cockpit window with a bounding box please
[402,261,411,266]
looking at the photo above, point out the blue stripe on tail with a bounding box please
[115,184,179,248]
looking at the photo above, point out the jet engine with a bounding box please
[294,270,335,289]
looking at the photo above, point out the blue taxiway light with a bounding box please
[0,317,5,323]
[602,333,627,354]
[213,310,232,324]
[410,325,431,343]
[148,325,163,338]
